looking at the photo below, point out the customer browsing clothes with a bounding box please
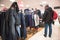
[42,5,54,37]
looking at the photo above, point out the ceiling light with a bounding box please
[42,1,47,4]
[26,5,30,8]
[19,4,24,7]
[40,1,47,6]
[0,4,5,7]
[10,0,15,2]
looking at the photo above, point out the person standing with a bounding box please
[42,5,54,37]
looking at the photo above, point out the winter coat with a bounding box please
[42,7,54,24]
[34,14,39,26]
[0,11,10,40]
[20,12,27,39]
[37,10,41,18]
[0,12,6,40]
[24,9,34,27]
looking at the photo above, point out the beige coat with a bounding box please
[34,14,39,26]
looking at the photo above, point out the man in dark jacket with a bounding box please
[43,5,54,37]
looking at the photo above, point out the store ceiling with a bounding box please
[0,0,60,10]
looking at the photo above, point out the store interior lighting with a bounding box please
[10,0,15,2]
[0,4,5,7]
[42,1,47,4]
[40,1,47,6]
[26,5,30,8]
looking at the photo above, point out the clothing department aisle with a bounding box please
[29,21,60,40]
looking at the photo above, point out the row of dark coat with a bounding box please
[0,9,27,40]
[24,9,42,27]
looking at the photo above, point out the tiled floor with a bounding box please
[26,27,43,40]
[29,19,60,40]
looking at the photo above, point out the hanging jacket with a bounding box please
[0,11,6,40]
[0,8,20,40]
[37,10,41,18]
[24,9,33,27]
[34,14,39,26]
[7,9,18,40]
[0,12,1,33]
[0,11,9,40]
[19,12,27,39]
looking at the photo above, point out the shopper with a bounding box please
[42,5,54,37]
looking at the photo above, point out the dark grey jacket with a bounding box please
[43,7,54,24]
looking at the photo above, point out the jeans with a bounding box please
[44,23,52,36]
[16,26,21,37]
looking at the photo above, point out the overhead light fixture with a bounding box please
[19,4,24,7]
[26,5,30,8]
[40,3,43,7]
[10,0,15,2]
[42,1,47,4]
[40,1,47,6]
[0,4,5,7]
